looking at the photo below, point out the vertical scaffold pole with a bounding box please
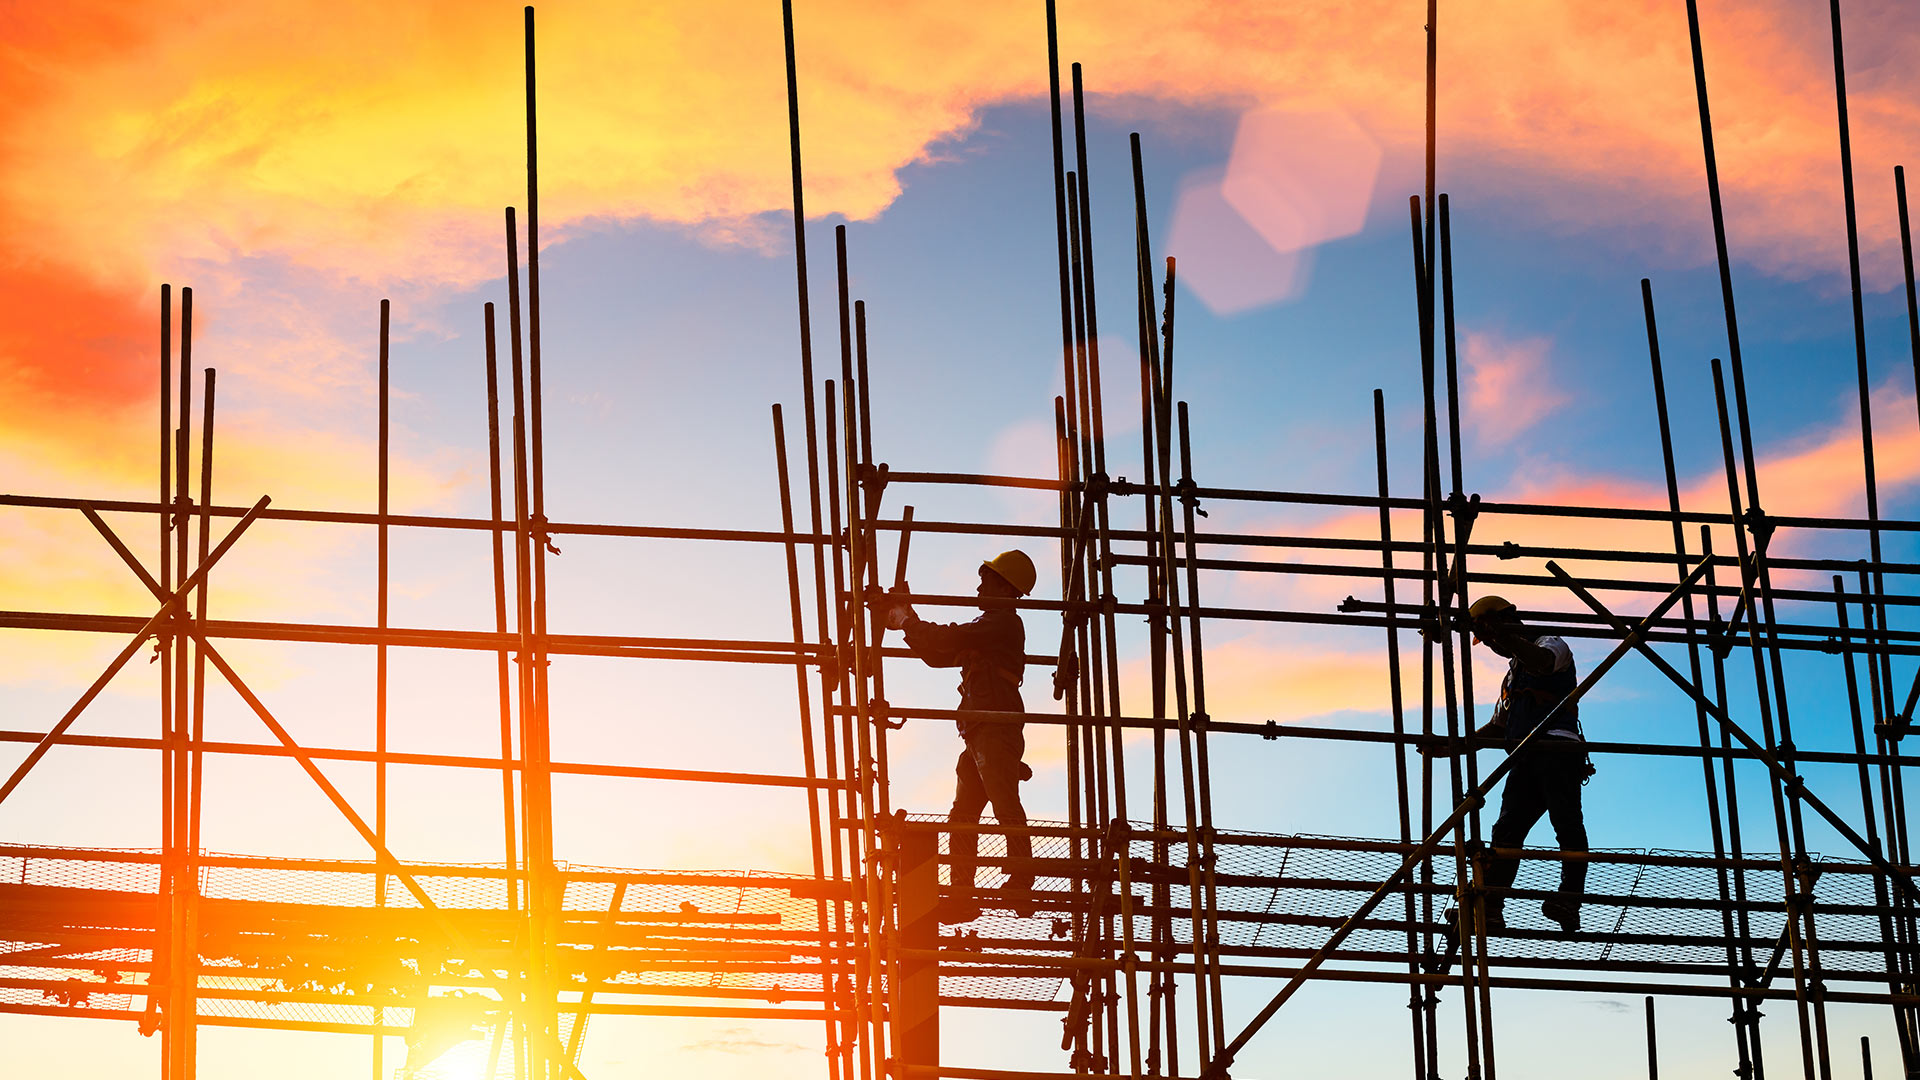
[1374,390,1427,1080]
[153,280,173,1068]
[1129,130,1177,1077]
[167,287,194,1080]
[1437,194,1494,1074]
[1709,357,1819,1078]
[774,404,842,1080]
[1410,196,1481,1080]
[179,365,216,1080]
[373,297,391,1080]
[1644,280,1749,1075]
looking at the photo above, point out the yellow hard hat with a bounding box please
[1467,595,1515,621]
[980,549,1038,596]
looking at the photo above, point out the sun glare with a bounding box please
[409,1039,494,1080]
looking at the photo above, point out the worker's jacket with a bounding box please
[1491,634,1579,748]
[902,607,1025,741]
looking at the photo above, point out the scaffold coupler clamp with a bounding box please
[1190,710,1208,732]
[819,642,844,690]
[1791,858,1821,888]
[1447,490,1481,529]
[1707,607,1733,660]
[529,513,561,555]
[1103,817,1131,856]
[869,695,902,730]
[858,461,890,506]
[1741,505,1773,550]
[1060,984,1091,1050]
[1084,470,1110,502]
[1053,650,1079,699]
[1261,719,1279,740]
[1175,476,1205,516]
[877,810,907,848]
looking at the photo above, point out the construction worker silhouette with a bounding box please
[1427,595,1591,933]
[873,550,1037,922]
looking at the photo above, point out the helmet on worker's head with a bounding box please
[1467,595,1516,622]
[980,549,1038,597]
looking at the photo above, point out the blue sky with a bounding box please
[6,2,1920,1076]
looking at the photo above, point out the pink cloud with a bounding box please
[1462,330,1571,446]
[1214,380,1918,648]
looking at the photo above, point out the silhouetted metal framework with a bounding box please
[2,2,1918,1079]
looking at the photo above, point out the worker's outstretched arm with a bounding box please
[900,610,1012,668]
[1419,720,1505,757]
[1482,624,1559,675]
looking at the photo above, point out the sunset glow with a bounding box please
[6,1,1920,1077]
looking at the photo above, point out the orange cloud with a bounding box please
[1192,635,1419,726]
[10,1,1919,295]
[4,0,1916,489]
[1158,384,1918,733]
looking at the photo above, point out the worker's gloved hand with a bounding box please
[884,602,915,631]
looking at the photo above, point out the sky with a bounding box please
[3,0,1920,1076]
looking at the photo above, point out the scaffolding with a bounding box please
[2,1,1919,1078]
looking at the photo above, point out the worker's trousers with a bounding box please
[1485,741,1589,912]
[949,729,1032,890]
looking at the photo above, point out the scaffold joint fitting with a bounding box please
[859,462,890,503]
[528,513,562,554]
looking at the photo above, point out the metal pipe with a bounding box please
[1412,193,1482,1080]
[375,298,390,930]
[1644,278,1749,1077]
[774,403,843,1080]
[0,497,270,808]
[152,282,172,1050]
[1709,356,1819,1077]
[1834,577,1910,1065]
[482,303,520,914]
[1438,193,1495,1078]
[1205,555,1715,1077]
[1376,388,1428,1080]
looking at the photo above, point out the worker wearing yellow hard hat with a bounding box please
[871,549,1037,923]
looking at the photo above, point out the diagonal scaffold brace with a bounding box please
[1197,552,1719,1078]
[1547,560,1919,903]
[78,505,595,1080]
[0,496,271,806]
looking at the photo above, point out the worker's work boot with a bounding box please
[1001,872,1036,919]
[1541,894,1581,933]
